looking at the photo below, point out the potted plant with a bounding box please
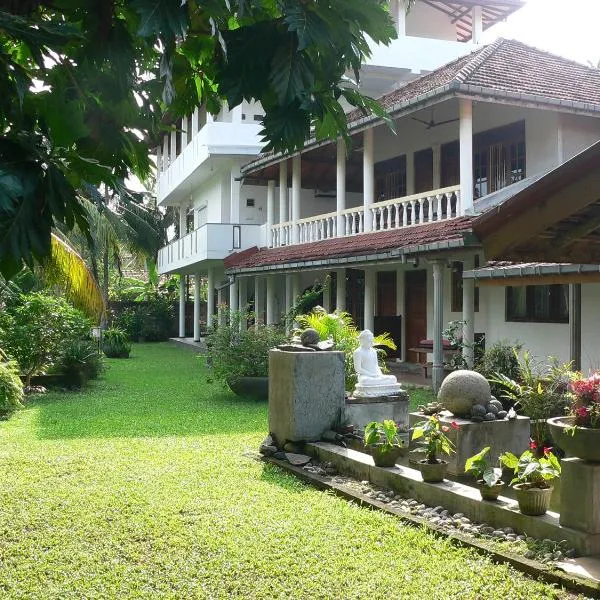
[464,446,504,501]
[364,420,406,467]
[411,415,457,482]
[547,371,600,462]
[500,444,561,516]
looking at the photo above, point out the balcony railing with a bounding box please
[269,185,461,248]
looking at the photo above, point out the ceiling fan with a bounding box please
[411,110,459,130]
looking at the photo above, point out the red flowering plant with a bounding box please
[568,372,600,428]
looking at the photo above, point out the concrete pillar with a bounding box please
[472,5,483,44]
[156,145,162,174]
[181,116,188,149]
[459,98,474,214]
[193,273,202,341]
[230,278,239,314]
[462,256,475,368]
[432,143,441,189]
[569,283,582,371]
[162,135,169,169]
[364,268,375,332]
[170,128,177,163]
[392,0,407,36]
[336,138,346,236]
[267,179,275,246]
[292,154,301,244]
[191,108,199,137]
[432,260,445,393]
[254,276,263,330]
[239,277,248,330]
[279,160,289,223]
[179,205,187,237]
[207,267,215,329]
[396,267,405,361]
[285,274,293,334]
[230,166,241,224]
[336,269,346,312]
[406,151,415,195]
[322,274,331,312]
[179,275,186,337]
[363,128,375,232]
[266,276,276,324]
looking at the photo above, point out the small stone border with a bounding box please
[264,456,600,598]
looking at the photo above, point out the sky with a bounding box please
[481,0,600,66]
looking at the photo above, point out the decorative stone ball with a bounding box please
[489,399,503,411]
[471,404,487,418]
[497,410,508,420]
[484,412,497,421]
[486,403,499,416]
[438,370,492,418]
[300,328,320,346]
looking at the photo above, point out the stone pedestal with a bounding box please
[560,458,600,533]
[268,349,345,444]
[408,411,531,476]
[343,393,409,431]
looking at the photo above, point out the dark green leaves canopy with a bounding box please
[0,0,399,277]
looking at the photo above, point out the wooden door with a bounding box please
[405,270,427,363]
[375,271,400,358]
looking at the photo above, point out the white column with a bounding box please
[285,274,293,334]
[570,283,582,371]
[239,277,248,330]
[162,135,169,169]
[364,268,375,332]
[462,256,475,368]
[179,275,186,337]
[336,138,346,236]
[432,143,441,189]
[206,267,215,329]
[181,117,189,149]
[156,145,162,174]
[292,154,301,244]
[432,260,445,393]
[232,104,243,123]
[363,128,375,232]
[393,0,407,36]
[266,276,276,324]
[396,267,406,361]
[230,166,241,224]
[460,98,474,214]
[230,278,239,313]
[336,269,346,312]
[267,179,275,246]
[170,129,177,163]
[179,205,187,237]
[472,5,483,44]
[217,288,225,326]
[193,273,201,341]
[254,276,263,330]
[322,274,331,312]
[406,151,415,195]
[191,108,199,137]
[279,160,289,224]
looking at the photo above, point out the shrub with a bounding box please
[0,292,92,386]
[102,327,132,358]
[0,348,24,416]
[60,339,104,389]
[206,311,286,386]
[476,340,522,398]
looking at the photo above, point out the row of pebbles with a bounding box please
[302,461,576,563]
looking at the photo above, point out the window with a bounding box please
[451,260,479,313]
[506,285,569,323]
[375,155,407,201]
[246,198,255,207]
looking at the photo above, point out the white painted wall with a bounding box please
[406,2,457,41]
[561,114,600,161]
[581,284,600,373]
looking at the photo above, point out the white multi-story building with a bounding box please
[156,0,600,388]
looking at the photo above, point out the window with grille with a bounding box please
[375,155,407,201]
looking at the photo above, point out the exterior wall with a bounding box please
[581,284,600,373]
[406,2,457,41]
[561,114,600,161]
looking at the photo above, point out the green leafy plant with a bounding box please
[295,308,395,391]
[364,420,404,453]
[61,339,104,389]
[476,340,522,397]
[500,448,561,489]
[102,327,131,359]
[464,447,502,487]
[411,415,456,463]
[205,310,286,386]
[0,348,24,417]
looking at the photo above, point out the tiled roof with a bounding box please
[225,218,475,271]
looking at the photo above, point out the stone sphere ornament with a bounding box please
[438,370,492,418]
[300,328,320,346]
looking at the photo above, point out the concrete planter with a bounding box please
[367,444,407,468]
[227,376,269,401]
[417,459,448,483]
[548,416,600,462]
[478,480,505,501]
[514,484,553,516]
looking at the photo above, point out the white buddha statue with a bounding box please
[352,330,403,398]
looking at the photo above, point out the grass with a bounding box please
[0,343,572,599]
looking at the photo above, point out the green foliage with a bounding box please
[60,339,104,389]
[0,292,92,385]
[102,327,132,359]
[500,449,561,489]
[295,308,395,391]
[0,348,24,416]
[411,415,456,463]
[364,420,403,453]
[0,0,400,278]
[476,340,522,398]
[464,447,502,487]
[206,310,286,385]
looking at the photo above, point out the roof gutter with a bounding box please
[463,263,600,280]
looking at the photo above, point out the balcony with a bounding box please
[157,223,263,274]
[270,185,461,247]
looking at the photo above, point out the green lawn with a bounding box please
[0,344,569,599]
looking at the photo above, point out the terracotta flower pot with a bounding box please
[513,484,553,516]
[417,459,448,483]
[478,480,504,501]
[367,444,406,468]
[547,416,600,462]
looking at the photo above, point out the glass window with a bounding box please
[506,284,568,323]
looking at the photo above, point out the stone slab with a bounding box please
[268,349,345,444]
[561,458,600,534]
[343,396,409,431]
[307,441,600,556]
[408,411,530,476]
